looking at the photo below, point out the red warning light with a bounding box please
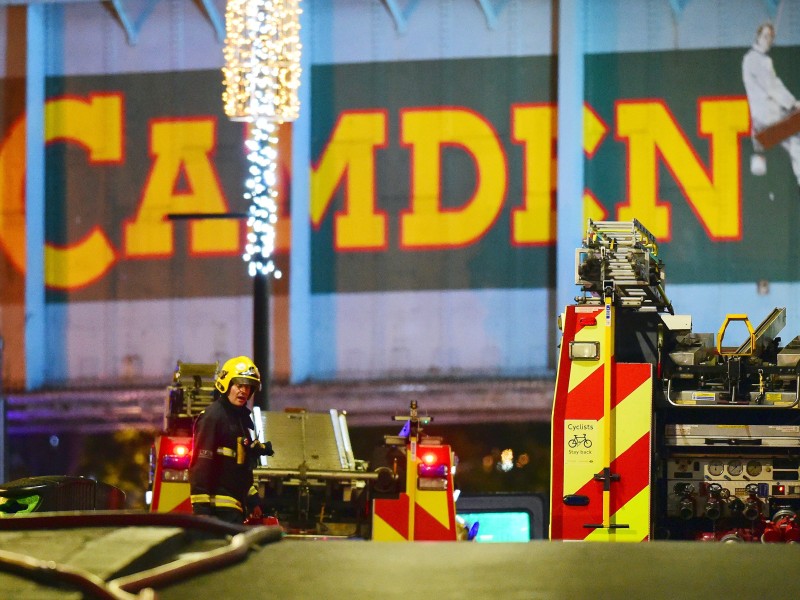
[173,444,189,457]
[422,452,438,465]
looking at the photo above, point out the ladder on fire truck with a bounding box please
[576,219,673,314]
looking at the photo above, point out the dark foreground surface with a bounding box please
[1,513,798,599]
[159,538,800,600]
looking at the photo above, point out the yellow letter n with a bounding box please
[616,98,749,241]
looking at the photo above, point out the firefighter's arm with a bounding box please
[250,440,274,457]
[189,413,219,512]
[244,439,274,471]
[242,412,274,458]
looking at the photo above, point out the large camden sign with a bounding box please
[1,48,799,301]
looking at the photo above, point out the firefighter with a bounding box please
[189,355,274,523]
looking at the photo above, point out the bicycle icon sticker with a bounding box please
[568,433,592,448]
[564,420,599,462]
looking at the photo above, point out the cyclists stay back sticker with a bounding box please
[564,419,602,493]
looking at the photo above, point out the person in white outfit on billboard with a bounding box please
[742,22,800,184]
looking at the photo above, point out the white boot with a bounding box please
[750,153,767,176]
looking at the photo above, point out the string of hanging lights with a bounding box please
[222,0,302,277]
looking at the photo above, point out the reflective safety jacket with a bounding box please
[189,396,256,513]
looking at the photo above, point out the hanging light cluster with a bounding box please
[222,0,301,123]
[222,0,302,277]
[242,119,281,278]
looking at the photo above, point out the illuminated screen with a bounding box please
[458,511,531,543]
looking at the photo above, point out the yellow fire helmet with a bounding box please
[215,355,262,394]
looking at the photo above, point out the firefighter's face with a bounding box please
[227,382,253,407]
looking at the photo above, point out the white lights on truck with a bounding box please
[569,341,600,360]
[162,469,189,482]
[418,477,448,491]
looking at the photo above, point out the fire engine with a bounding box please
[148,362,462,540]
[550,219,800,542]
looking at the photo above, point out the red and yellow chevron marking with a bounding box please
[150,481,192,514]
[550,305,653,541]
[149,435,192,514]
[372,444,458,541]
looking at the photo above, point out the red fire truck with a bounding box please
[550,219,800,542]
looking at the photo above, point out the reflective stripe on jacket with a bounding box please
[190,493,243,512]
